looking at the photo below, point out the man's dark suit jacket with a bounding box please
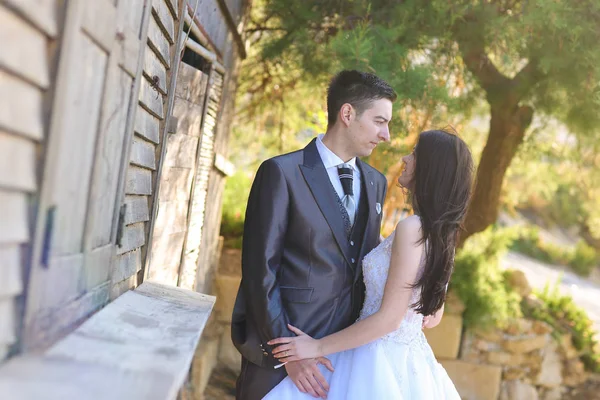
[231,138,387,399]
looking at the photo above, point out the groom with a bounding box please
[231,70,396,400]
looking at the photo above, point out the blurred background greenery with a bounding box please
[221,0,600,373]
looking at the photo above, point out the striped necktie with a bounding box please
[337,163,356,225]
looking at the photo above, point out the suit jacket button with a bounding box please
[350,240,354,246]
[351,258,356,263]
[263,351,269,356]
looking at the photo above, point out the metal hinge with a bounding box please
[116,203,127,247]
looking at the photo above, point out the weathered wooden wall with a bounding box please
[0,0,248,380]
[112,0,186,298]
[20,0,151,350]
[150,63,209,288]
[0,0,59,361]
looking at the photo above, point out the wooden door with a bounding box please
[24,0,148,348]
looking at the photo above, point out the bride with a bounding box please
[263,128,474,399]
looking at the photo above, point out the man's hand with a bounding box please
[284,358,334,399]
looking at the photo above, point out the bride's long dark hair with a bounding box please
[409,129,474,316]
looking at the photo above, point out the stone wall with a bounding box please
[426,279,591,400]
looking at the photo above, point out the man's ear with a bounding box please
[339,103,354,127]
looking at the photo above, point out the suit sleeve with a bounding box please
[241,159,292,350]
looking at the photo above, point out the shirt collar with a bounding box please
[316,134,358,171]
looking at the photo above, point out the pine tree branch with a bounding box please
[513,59,545,100]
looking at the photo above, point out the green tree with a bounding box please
[242,0,600,245]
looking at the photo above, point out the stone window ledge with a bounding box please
[0,282,215,400]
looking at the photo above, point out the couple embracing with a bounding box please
[231,70,474,399]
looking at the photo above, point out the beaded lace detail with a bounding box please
[357,229,426,346]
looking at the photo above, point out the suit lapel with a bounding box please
[300,139,352,266]
[355,159,378,281]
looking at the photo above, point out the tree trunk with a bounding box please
[458,103,534,247]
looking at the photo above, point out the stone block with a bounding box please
[424,314,463,359]
[445,290,466,315]
[562,358,587,387]
[503,367,528,381]
[500,380,539,400]
[219,248,242,276]
[218,328,241,374]
[191,336,220,397]
[214,274,241,323]
[472,327,504,343]
[535,341,562,388]
[558,334,578,359]
[541,387,566,400]
[505,269,532,297]
[503,334,549,354]
[532,320,552,335]
[487,351,525,366]
[440,359,502,400]
[505,318,533,336]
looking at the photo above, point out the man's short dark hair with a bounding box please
[327,70,397,129]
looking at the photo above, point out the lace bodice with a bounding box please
[358,230,426,345]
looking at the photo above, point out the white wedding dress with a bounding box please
[264,227,461,399]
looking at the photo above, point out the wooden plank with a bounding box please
[117,0,145,39]
[86,65,133,249]
[80,0,117,52]
[124,195,150,225]
[153,200,189,238]
[133,106,160,144]
[112,248,142,283]
[139,75,164,119]
[162,0,178,19]
[0,344,8,361]
[130,136,156,170]
[83,244,113,291]
[0,299,16,344]
[116,222,146,255]
[0,6,50,88]
[110,274,137,300]
[172,99,203,137]
[23,282,110,351]
[164,133,198,169]
[143,46,168,94]
[3,0,59,37]
[157,167,193,203]
[174,65,208,105]
[0,245,23,297]
[49,34,108,255]
[116,27,142,78]
[147,15,171,68]
[41,253,84,311]
[0,131,36,192]
[148,232,185,285]
[152,0,175,44]
[125,166,153,195]
[0,283,215,400]
[0,70,43,140]
[0,190,28,244]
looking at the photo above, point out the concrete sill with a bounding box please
[0,282,216,400]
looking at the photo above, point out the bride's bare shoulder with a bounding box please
[394,215,422,237]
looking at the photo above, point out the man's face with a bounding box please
[347,98,393,157]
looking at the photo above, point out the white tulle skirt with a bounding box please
[263,332,460,400]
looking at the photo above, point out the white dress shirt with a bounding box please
[315,134,362,206]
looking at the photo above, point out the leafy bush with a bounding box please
[524,282,600,373]
[569,240,599,276]
[220,172,253,249]
[510,226,599,276]
[451,226,522,328]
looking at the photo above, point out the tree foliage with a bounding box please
[236,0,600,245]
